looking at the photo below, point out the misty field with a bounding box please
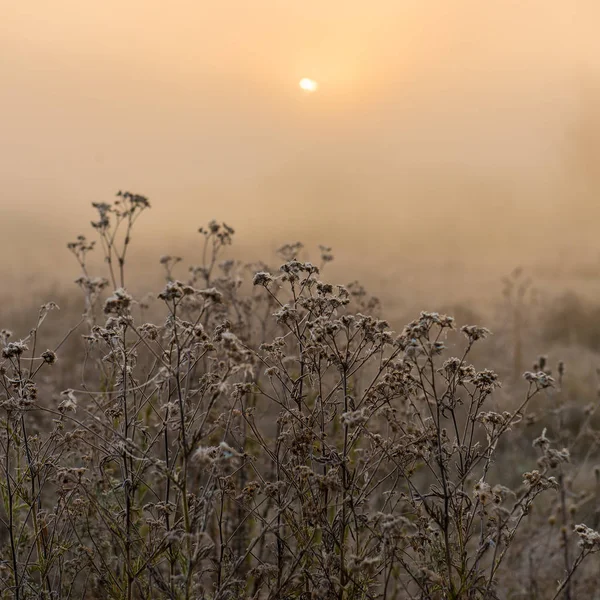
[1,194,600,600]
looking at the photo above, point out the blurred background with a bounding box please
[2,1,600,309]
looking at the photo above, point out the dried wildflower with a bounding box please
[264,366,279,378]
[2,340,28,359]
[492,484,514,504]
[75,275,109,295]
[274,304,300,325]
[532,427,551,451]
[317,282,334,295]
[253,271,274,286]
[421,311,455,328]
[59,389,78,413]
[11,199,600,600]
[103,288,133,314]
[191,446,219,467]
[402,312,454,339]
[198,287,223,303]
[427,340,446,356]
[91,202,112,230]
[341,408,369,427]
[477,411,516,444]
[277,241,303,260]
[348,554,380,576]
[67,234,95,254]
[574,524,600,551]
[139,323,160,340]
[199,220,234,245]
[474,480,493,505]
[158,280,197,301]
[441,357,476,382]
[319,244,334,263]
[12,380,39,407]
[522,470,559,491]
[264,481,286,498]
[191,442,241,467]
[461,325,492,343]
[472,369,501,393]
[523,371,555,388]
[553,447,570,464]
[116,190,150,209]
[237,481,261,503]
[41,349,57,365]
[159,254,181,265]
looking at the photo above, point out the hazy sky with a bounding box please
[2,1,600,292]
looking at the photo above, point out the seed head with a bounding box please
[41,350,57,365]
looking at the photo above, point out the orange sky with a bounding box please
[2,1,600,288]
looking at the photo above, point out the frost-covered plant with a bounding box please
[1,194,600,600]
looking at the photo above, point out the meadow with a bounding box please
[1,192,600,600]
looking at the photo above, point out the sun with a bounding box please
[299,78,318,93]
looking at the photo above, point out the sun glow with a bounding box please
[299,78,318,93]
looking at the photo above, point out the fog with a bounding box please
[2,1,600,306]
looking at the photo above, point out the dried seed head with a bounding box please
[59,390,77,413]
[103,288,133,315]
[2,341,28,359]
[41,350,57,365]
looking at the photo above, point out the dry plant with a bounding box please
[1,192,600,599]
